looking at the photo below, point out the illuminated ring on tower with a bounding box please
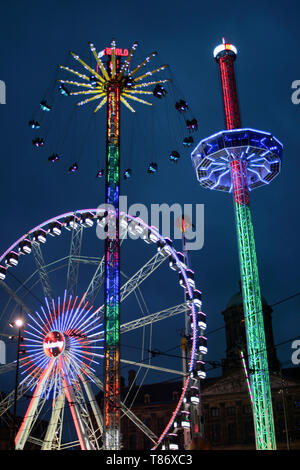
[0,208,202,450]
[213,42,237,60]
[191,128,283,192]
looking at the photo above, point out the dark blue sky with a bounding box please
[0,0,299,382]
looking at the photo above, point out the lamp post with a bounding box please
[9,315,24,450]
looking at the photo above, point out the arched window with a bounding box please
[144,393,150,404]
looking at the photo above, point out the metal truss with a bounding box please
[0,245,164,322]
[120,404,158,446]
[234,198,276,449]
[66,375,100,450]
[85,256,105,305]
[66,226,83,298]
[86,251,168,319]
[94,303,189,343]
[0,229,188,450]
[0,361,17,375]
[0,367,43,417]
[0,281,32,316]
[81,374,104,438]
[41,391,65,450]
[31,242,54,304]
[86,369,159,447]
[15,362,55,449]
[120,358,185,376]
[120,303,190,335]
[120,252,168,303]
[0,361,102,450]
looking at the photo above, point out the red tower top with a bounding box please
[213,38,241,130]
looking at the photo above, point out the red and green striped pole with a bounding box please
[214,39,276,449]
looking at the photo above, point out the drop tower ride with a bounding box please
[191,39,283,450]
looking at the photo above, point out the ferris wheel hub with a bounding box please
[43,330,65,358]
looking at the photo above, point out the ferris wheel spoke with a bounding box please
[73,378,101,450]
[120,358,185,377]
[81,367,158,445]
[61,362,98,450]
[0,370,43,418]
[0,361,16,375]
[1,257,71,322]
[82,296,187,343]
[27,435,44,447]
[31,242,54,304]
[41,391,65,450]
[15,360,55,449]
[91,252,168,316]
[84,256,105,305]
[120,404,158,445]
[80,373,104,437]
[66,226,83,298]
[84,235,126,306]
[120,303,190,335]
[0,281,32,316]
[120,252,168,304]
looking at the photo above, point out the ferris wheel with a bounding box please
[0,208,206,450]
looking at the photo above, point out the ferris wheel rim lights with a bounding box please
[0,208,204,449]
[0,209,202,345]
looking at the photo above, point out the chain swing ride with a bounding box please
[0,39,205,450]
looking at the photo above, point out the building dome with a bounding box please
[226,291,269,309]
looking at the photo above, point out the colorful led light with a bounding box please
[191,39,278,450]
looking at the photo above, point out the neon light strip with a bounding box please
[60,357,87,450]
[240,351,253,404]
[15,360,55,449]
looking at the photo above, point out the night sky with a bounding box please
[0,0,299,390]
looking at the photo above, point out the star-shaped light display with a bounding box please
[58,39,170,113]
[21,292,103,399]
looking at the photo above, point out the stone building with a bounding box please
[116,290,300,450]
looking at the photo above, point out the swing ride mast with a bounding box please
[58,39,169,449]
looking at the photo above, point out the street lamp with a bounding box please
[9,315,24,450]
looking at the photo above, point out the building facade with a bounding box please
[116,291,300,450]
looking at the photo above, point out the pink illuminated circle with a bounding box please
[43,331,65,358]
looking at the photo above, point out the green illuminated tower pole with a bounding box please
[192,39,283,449]
[216,40,276,449]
